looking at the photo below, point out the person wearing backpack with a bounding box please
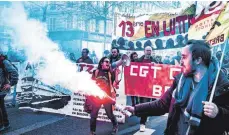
[0,54,19,132]
[88,56,118,135]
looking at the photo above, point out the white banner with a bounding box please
[17,62,126,123]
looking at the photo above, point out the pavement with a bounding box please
[1,97,168,135]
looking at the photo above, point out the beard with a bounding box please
[112,54,118,58]
[145,54,151,59]
[184,69,195,77]
[183,62,196,77]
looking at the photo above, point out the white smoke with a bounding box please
[1,2,105,97]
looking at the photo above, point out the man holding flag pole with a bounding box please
[124,2,229,134]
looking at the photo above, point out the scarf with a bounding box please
[172,57,219,131]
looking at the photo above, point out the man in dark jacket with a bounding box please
[136,46,157,132]
[130,52,139,106]
[76,48,93,64]
[107,47,122,89]
[125,40,229,135]
[108,47,122,64]
[137,46,157,63]
[0,55,19,132]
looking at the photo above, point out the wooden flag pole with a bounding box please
[209,38,228,102]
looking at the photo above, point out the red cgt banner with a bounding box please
[124,62,183,98]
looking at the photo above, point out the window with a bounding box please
[106,20,112,35]
[48,18,56,31]
[99,20,104,33]
[66,15,73,29]
[89,19,96,32]
[77,20,85,31]
[72,15,77,29]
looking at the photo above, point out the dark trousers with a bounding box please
[131,96,139,106]
[90,102,117,132]
[0,95,9,127]
[139,97,155,124]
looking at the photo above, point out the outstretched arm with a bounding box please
[134,79,177,116]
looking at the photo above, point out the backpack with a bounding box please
[0,55,18,86]
[0,55,18,71]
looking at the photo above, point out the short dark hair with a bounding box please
[111,47,119,53]
[186,40,211,67]
[82,48,89,54]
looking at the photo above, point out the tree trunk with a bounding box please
[42,4,48,22]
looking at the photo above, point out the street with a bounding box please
[2,97,168,135]
[2,108,167,135]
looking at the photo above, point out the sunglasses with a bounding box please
[104,60,110,63]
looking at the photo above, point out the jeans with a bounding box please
[131,96,139,106]
[90,102,118,132]
[0,95,9,127]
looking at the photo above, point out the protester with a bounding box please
[130,52,138,62]
[125,40,229,135]
[155,55,163,64]
[130,52,139,106]
[88,57,118,135]
[103,50,110,57]
[0,54,19,132]
[136,46,157,132]
[76,48,93,64]
[171,51,182,65]
[108,47,121,64]
[90,50,98,64]
[138,46,157,63]
[107,47,122,89]
[69,52,76,62]
[163,56,171,64]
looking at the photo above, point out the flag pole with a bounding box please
[209,37,229,102]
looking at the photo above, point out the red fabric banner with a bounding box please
[124,62,182,98]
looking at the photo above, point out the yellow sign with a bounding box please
[206,2,229,46]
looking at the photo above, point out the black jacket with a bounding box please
[135,71,229,135]
[137,55,157,63]
[76,56,93,64]
[108,53,122,63]
[0,59,19,96]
